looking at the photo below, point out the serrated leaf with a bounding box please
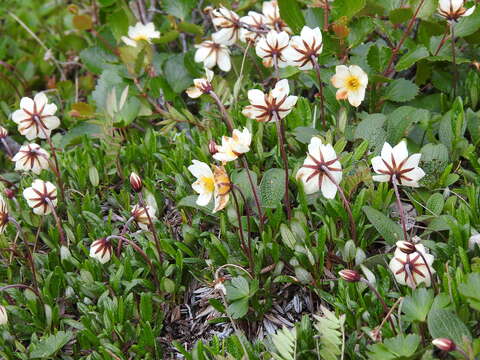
[455,6,480,37]
[367,45,392,73]
[402,288,434,322]
[395,45,429,71]
[332,0,366,20]
[260,168,286,208]
[363,206,403,245]
[425,193,444,216]
[354,113,386,151]
[30,331,73,358]
[384,79,419,102]
[278,0,305,34]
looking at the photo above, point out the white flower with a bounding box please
[186,68,214,99]
[242,79,298,122]
[12,143,50,174]
[194,40,231,72]
[262,0,291,33]
[0,197,8,234]
[213,128,252,163]
[330,65,368,107]
[438,0,476,21]
[131,204,157,231]
[89,238,112,264]
[121,22,160,47]
[11,92,60,140]
[0,126,7,139]
[371,141,425,187]
[211,7,241,45]
[389,244,435,288]
[284,26,323,70]
[469,233,480,250]
[255,30,290,68]
[22,179,57,215]
[296,137,342,199]
[0,305,7,325]
[188,160,231,212]
[239,11,269,43]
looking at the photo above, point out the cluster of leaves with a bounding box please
[0,0,480,359]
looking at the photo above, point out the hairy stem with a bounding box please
[116,216,135,257]
[233,185,253,266]
[392,177,408,241]
[450,22,457,97]
[323,0,330,32]
[231,188,254,274]
[273,111,292,220]
[46,198,66,246]
[0,138,13,158]
[210,91,235,133]
[434,25,450,56]
[360,278,397,335]
[240,157,264,233]
[138,193,163,262]
[44,133,66,202]
[312,56,326,128]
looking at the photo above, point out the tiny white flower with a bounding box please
[211,7,241,45]
[330,65,368,107]
[255,30,290,68]
[242,79,298,122]
[121,22,160,47]
[239,11,269,43]
[11,92,60,140]
[284,26,323,70]
[213,128,252,163]
[296,137,342,199]
[262,0,291,33]
[0,305,7,325]
[0,196,8,234]
[131,204,157,231]
[438,0,476,21]
[194,40,231,72]
[22,179,57,215]
[89,238,112,264]
[186,68,214,99]
[389,244,435,288]
[371,141,425,187]
[469,233,480,250]
[12,143,50,175]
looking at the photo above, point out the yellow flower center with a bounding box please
[201,176,215,193]
[133,35,149,41]
[346,76,360,91]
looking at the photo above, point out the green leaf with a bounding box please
[402,288,434,322]
[332,0,366,20]
[427,309,472,345]
[271,326,297,360]
[231,169,258,207]
[293,127,320,144]
[79,47,117,75]
[260,168,286,208]
[354,113,386,151]
[395,45,429,71]
[163,0,195,20]
[348,17,375,47]
[367,45,392,73]
[278,0,305,34]
[425,193,444,216]
[280,224,297,250]
[60,122,102,148]
[227,298,249,319]
[386,106,428,144]
[163,54,193,93]
[226,276,250,301]
[389,8,413,25]
[455,6,480,37]
[383,79,419,102]
[458,273,480,311]
[362,206,403,245]
[30,331,73,358]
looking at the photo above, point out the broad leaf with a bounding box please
[363,206,403,245]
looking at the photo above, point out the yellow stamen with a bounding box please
[201,176,215,193]
[345,76,360,91]
[133,35,149,41]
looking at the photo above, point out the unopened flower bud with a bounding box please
[4,189,15,199]
[208,140,218,155]
[0,126,7,139]
[339,269,361,282]
[89,238,112,264]
[130,172,142,192]
[396,240,417,254]
[0,305,7,325]
[432,338,456,352]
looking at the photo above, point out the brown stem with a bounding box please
[392,177,408,241]
[273,111,292,220]
[321,166,357,244]
[240,157,264,233]
[360,278,397,335]
[323,0,330,32]
[0,138,13,158]
[210,91,234,132]
[312,56,326,128]
[44,133,65,202]
[417,250,437,293]
[231,188,254,274]
[273,54,280,82]
[107,235,159,288]
[434,26,450,56]
[233,185,253,265]
[116,216,135,257]
[138,193,163,261]
[450,22,457,97]
[46,198,66,246]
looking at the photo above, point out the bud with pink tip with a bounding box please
[432,338,456,352]
[130,172,142,192]
[89,238,112,264]
[396,240,417,254]
[0,126,7,139]
[208,140,218,156]
[4,189,14,199]
[339,269,361,282]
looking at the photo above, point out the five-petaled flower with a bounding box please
[22,179,57,215]
[0,196,8,234]
[262,0,291,33]
[211,7,242,45]
[284,26,323,70]
[239,11,269,43]
[89,238,113,264]
[296,137,342,199]
[438,0,475,21]
[11,93,60,140]
[371,141,425,187]
[12,143,50,175]
[242,79,298,122]
[131,204,157,231]
[213,128,252,163]
[331,65,368,107]
[194,40,232,72]
[186,68,214,99]
[255,30,291,68]
[121,22,160,47]
[389,243,435,288]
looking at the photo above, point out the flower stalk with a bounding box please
[231,186,254,274]
[241,157,264,232]
[391,177,409,241]
[311,56,326,128]
[45,198,66,246]
[138,192,163,262]
[273,110,292,220]
[209,91,235,132]
[450,22,457,97]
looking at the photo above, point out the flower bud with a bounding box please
[339,269,361,282]
[208,140,218,155]
[129,172,142,192]
[396,240,416,254]
[89,238,112,264]
[4,189,14,200]
[0,126,7,139]
[432,338,456,352]
[0,305,7,325]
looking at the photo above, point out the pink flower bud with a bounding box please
[432,338,456,352]
[208,140,218,155]
[396,240,417,254]
[4,189,15,199]
[339,269,361,282]
[130,172,142,192]
[0,126,8,139]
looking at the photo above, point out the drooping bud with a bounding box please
[129,172,143,192]
[208,140,219,155]
[0,305,8,325]
[432,338,456,352]
[339,269,361,283]
[396,240,417,254]
[0,126,7,139]
[89,238,112,264]
[4,189,15,199]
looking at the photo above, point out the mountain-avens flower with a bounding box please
[213,128,252,163]
[239,11,268,43]
[389,244,435,288]
[371,141,425,187]
[23,179,57,215]
[89,238,112,264]
[331,65,368,107]
[12,93,60,140]
[262,0,291,33]
[186,68,214,98]
[296,137,342,199]
[284,26,323,70]
[12,143,50,174]
[194,40,231,72]
[438,0,475,21]
[255,30,290,68]
[131,204,157,231]
[211,7,241,45]
[121,22,160,47]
